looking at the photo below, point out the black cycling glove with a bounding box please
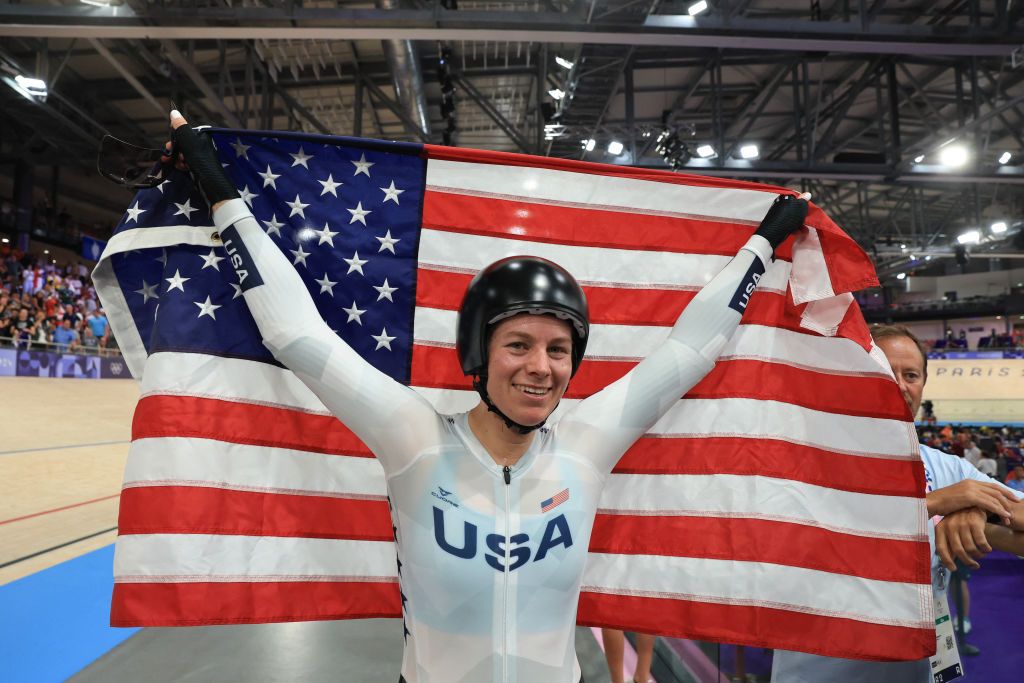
[754,194,809,252]
[171,124,238,206]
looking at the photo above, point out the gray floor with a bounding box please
[71,619,613,682]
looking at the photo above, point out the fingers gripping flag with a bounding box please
[94,130,933,662]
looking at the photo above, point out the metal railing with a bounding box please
[0,335,122,357]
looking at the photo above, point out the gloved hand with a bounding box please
[754,194,809,252]
[167,110,238,207]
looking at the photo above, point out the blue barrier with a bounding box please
[10,350,129,379]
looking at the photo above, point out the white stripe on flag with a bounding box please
[581,552,931,628]
[417,228,792,293]
[425,159,779,224]
[123,437,387,498]
[114,534,396,581]
[598,473,925,539]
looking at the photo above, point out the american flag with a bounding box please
[94,130,933,662]
[541,488,570,513]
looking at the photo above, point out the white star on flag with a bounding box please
[125,201,146,223]
[165,269,190,293]
[194,295,222,320]
[229,283,243,300]
[343,251,368,275]
[314,273,338,296]
[199,249,226,270]
[342,301,366,325]
[352,153,374,177]
[347,202,371,225]
[372,327,396,351]
[318,174,343,197]
[262,214,285,238]
[375,230,400,254]
[380,180,404,204]
[173,199,198,221]
[287,194,310,218]
[258,165,281,189]
[290,147,313,169]
[374,278,398,302]
[134,280,159,304]
[229,138,251,159]
[156,180,170,193]
[290,245,310,267]
[314,222,339,247]
[238,185,259,207]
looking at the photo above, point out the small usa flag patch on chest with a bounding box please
[541,488,569,512]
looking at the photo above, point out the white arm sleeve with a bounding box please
[558,235,775,474]
[213,198,440,474]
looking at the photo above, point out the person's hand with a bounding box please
[754,194,809,252]
[934,506,988,570]
[926,478,1017,521]
[165,111,237,211]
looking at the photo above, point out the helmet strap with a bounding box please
[471,373,545,435]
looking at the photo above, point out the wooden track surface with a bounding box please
[0,377,139,584]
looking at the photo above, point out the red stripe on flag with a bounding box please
[410,345,908,418]
[615,436,926,498]
[422,189,795,259]
[118,486,393,540]
[589,514,930,584]
[577,592,933,662]
[415,266,803,329]
[111,580,402,627]
[133,395,373,457]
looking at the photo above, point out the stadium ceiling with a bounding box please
[1,0,1024,278]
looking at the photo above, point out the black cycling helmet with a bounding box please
[457,256,590,378]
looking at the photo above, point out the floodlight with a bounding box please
[696,144,716,158]
[896,273,907,280]
[548,88,564,100]
[739,144,759,159]
[688,0,709,16]
[607,140,624,155]
[998,152,1012,165]
[957,230,980,244]
[939,145,969,167]
[913,154,925,163]
[991,221,1008,234]
[582,139,596,152]
[555,56,574,70]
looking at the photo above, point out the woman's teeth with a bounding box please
[515,385,547,396]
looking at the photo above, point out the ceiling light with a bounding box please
[13,74,47,100]
[80,0,114,6]
[548,88,565,100]
[957,230,980,244]
[1,238,8,244]
[739,144,759,159]
[555,56,574,70]
[991,221,1008,233]
[607,140,624,155]
[925,255,932,260]
[909,254,916,260]
[696,144,716,158]
[998,151,1012,165]
[688,0,709,16]
[900,243,907,250]
[939,145,969,167]
[582,138,596,152]
[896,273,907,280]
[913,154,925,163]
[44,249,50,254]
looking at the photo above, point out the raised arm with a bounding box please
[171,114,439,472]
[559,195,807,473]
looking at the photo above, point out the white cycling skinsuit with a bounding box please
[213,197,778,683]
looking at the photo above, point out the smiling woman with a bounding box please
[166,113,808,683]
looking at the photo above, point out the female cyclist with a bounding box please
[168,112,808,683]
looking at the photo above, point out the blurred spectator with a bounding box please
[52,318,79,352]
[977,451,997,478]
[964,441,982,468]
[85,308,109,348]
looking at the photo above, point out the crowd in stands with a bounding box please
[0,243,115,355]
[918,424,1024,491]
[925,328,1024,353]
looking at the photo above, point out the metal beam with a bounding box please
[454,75,531,154]
[160,40,242,128]
[0,9,1021,56]
[360,76,430,143]
[88,38,165,116]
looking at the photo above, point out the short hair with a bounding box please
[870,324,928,377]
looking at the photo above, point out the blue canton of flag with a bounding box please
[109,131,426,383]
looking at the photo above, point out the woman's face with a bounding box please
[485,314,574,427]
